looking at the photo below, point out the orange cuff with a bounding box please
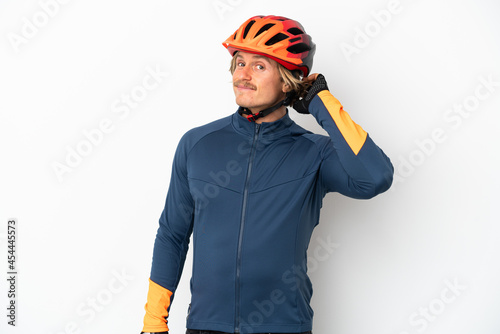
[142,279,174,332]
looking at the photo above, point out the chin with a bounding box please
[235,98,254,109]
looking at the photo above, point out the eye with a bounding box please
[255,64,265,71]
[237,61,245,67]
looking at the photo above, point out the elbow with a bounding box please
[370,167,394,198]
[354,168,394,199]
[376,170,394,195]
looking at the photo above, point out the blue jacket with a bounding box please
[143,90,393,333]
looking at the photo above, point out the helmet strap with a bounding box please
[238,91,295,122]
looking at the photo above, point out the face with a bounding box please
[232,52,288,113]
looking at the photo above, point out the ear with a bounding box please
[282,82,291,93]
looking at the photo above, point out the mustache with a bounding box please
[233,81,256,90]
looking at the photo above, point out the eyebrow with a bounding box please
[235,53,272,64]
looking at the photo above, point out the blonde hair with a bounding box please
[229,53,310,106]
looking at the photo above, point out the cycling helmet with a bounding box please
[223,15,316,77]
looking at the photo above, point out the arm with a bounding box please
[142,135,195,333]
[294,74,394,198]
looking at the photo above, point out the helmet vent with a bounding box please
[265,33,289,46]
[255,23,276,38]
[243,20,256,39]
[287,27,304,36]
[287,43,311,54]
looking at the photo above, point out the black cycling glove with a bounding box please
[293,74,329,114]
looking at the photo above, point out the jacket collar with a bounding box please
[232,107,294,139]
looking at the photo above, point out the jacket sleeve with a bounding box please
[309,90,394,198]
[143,134,195,332]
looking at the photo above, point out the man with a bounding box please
[141,15,393,334]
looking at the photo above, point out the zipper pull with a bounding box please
[255,123,261,134]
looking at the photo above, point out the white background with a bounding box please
[1,0,499,333]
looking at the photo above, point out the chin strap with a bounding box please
[239,92,296,122]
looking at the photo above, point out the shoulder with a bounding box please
[178,114,233,152]
[285,119,333,160]
[289,120,330,146]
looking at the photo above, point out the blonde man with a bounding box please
[142,15,393,334]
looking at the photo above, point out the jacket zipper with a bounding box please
[235,123,260,333]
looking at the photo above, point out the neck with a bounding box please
[254,105,287,124]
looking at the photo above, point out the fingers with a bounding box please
[310,73,320,82]
[303,73,320,84]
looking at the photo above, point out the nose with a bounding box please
[234,64,252,81]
